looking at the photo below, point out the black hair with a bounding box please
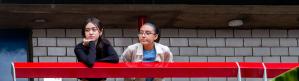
[81,17,104,38]
[81,17,105,56]
[139,22,161,43]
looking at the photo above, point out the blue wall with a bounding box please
[0,30,29,81]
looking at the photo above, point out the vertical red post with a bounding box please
[138,16,147,28]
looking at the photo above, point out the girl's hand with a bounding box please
[82,38,93,46]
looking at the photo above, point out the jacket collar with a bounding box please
[136,42,163,56]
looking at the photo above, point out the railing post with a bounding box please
[262,63,268,81]
[236,62,242,81]
[138,16,147,28]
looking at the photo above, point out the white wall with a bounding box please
[32,28,299,81]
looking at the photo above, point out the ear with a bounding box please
[154,34,158,40]
[99,29,103,36]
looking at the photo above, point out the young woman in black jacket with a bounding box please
[74,17,119,81]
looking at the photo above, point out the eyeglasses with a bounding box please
[85,27,100,32]
[138,31,155,36]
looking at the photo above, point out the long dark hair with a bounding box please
[81,17,104,38]
[82,17,105,56]
[140,22,161,43]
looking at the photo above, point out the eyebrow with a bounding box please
[86,27,98,29]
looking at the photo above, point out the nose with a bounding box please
[141,33,146,37]
[88,30,94,35]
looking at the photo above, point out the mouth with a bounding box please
[87,36,95,39]
[140,39,148,43]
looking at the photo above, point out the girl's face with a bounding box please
[138,24,158,46]
[84,22,102,41]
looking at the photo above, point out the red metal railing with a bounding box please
[12,62,299,78]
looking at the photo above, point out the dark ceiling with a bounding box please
[1,4,299,29]
[2,0,299,5]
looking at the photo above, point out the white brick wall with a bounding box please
[66,47,76,56]
[123,29,138,37]
[58,57,77,62]
[198,29,215,37]
[263,56,281,63]
[39,57,58,62]
[62,78,78,81]
[66,29,82,37]
[271,48,289,56]
[33,57,39,62]
[190,57,207,62]
[244,57,262,62]
[114,38,133,46]
[252,29,269,37]
[226,38,243,47]
[188,38,206,46]
[47,29,65,37]
[159,38,170,46]
[172,78,189,81]
[216,48,234,56]
[234,29,251,37]
[180,47,197,56]
[209,78,226,81]
[280,38,297,46]
[170,38,188,46]
[48,47,66,56]
[106,38,115,46]
[173,56,189,62]
[38,38,56,46]
[190,78,208,81]
[281,56,298,63]
[289,47,299,56]
[75,38,83,44]
[216,30,233,37]
[114,47,124,56]
[32,29,46,37]
[245,78,263,81]
[32,38,37,46]
[270,30,287,37]
[57,38,76,46]
[170,47,180,56]
[234,48,252,56]
[288,30,299,37]
[104,29,123,37]
[132,38,139,44]
[33,47,47,56]
[207,38,225,47]
[161,29,178,37]
[226,57,243,62]
[198,48,216,56]
[179,29,197,37]
[31,28,299,81]
[262,38,279,47]
[227,78,245,81]
[244,38,261,46]
[208,57,225,62]
[253,48,271,56]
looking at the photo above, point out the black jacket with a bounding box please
[74,38,119,81]
[75,38,119,67]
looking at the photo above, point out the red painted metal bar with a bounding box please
[13,62,299,78]
[138,16,147,28]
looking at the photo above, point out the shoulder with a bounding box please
[125,43,141,50]
[75,42,84,49]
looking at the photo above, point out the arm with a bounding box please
[98,42,119,63]
[74,41,97,68]
[120,46,132,62]
[164,46,173,62]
